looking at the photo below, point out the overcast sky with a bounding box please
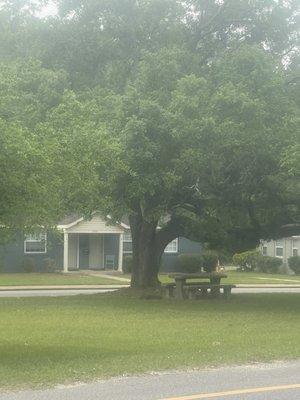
[36,1,58,17]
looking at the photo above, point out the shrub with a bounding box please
[202,251,219,272]
[43,258,57,273]
[232,250,262,272]
[0,255,4,272]
[123,255,133,274]
[217,250,232,265]
[22,257,35,273]
[258,256,282,273]
[288,256,300,275]
[177,254,203,273]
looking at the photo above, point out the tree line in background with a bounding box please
[0,0,299,287]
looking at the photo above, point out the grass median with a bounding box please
[0,273,129,286]
[0,290,299,389]
[158,270,300,285]
[1,271,299,287]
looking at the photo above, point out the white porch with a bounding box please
[59,213,125,272]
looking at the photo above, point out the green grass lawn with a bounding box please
[158,270,300,285]
[0,270,299,287]
[224,270,300,284]
[0,290,299,389]
[0,273,128,286]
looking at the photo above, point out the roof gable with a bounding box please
[58,212,127,233]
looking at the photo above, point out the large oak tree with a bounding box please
[0,0,299,286]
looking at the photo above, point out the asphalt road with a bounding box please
[0,287,300,297]
[1,360,299,400]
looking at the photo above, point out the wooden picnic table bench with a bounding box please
[166,272,230,299]
[185,284,236,299]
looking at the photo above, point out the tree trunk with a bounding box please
[129,214,160,288]
[129,213,178,288]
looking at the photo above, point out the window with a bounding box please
[164,238,178,253]
[24,233,47,254]
[122,234,179,254]
[275,240,283,258]
[262,246,268,256]
[123,232,132,254]
[293,248,298,257]
[275,247,283,257]
[292,240,298,257]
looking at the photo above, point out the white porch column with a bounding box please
[118,233,123,272]
[76,233,80,269]
[63,231,69,273]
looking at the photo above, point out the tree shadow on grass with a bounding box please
[91,290,300,317]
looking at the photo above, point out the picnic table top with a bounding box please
[168,272,227,280]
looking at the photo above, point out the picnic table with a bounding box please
[166,272,232,299]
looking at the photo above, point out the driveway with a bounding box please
[1,360,299,400]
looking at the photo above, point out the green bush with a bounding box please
[202,251,219,272]
[288,256,300,275]
[22,257,35,273]
[0,255,4,272]
[216,250,232,265]
[123,255,133,274]
[177,254,203,273]
[258,256,282,273]
[232,250,262,272]
[43,258,57,273]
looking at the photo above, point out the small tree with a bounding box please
[233,250,263,272]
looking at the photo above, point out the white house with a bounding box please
[260,236,300,264]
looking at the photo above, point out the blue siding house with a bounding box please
[0,213,202,273]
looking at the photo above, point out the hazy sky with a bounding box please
[37,1,58,17]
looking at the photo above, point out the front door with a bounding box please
[89,234,103,269]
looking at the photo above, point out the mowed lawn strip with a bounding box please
[0,291,299,389]
[158,271,300,285]
[225,271,300,285]
[0,273,128,286]
[1,271,299,287]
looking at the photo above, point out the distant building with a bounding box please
[260,236,299,264]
